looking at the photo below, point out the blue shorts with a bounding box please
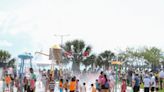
[60,88,63,92]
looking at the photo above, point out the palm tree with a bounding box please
[82,54,96,69]
[63,39,92,72]
[96,50,115,69]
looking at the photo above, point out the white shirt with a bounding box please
[109,75,114,80]
[76,83,81,91]
[143,77,151,88]
[151,76,156,87]
[159,71,164,78]
[132,74,135,80]
[81,85,86,92]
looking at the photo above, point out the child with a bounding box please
[95,79,101,92]
[109,75,115,92]
[15,76,20,92]
[76,79,80,92]
[121,79,127,92]
[63,79,69,92]
[23,76,28,92]
[49,77,55,92]
[80,83,86,92]
[5,74,11,88]
[59,79,63,92]
[69,77,76,92]
[91,84,96,92]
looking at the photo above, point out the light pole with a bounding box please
[54,34,70,47]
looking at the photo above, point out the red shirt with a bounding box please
[121,81,127,92]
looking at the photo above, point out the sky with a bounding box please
[0,0,164,57]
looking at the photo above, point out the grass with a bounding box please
[140,83,144,89]
[140,83,164,92]
[159,89,164,92]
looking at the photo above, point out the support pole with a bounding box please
[115,64,118,92]
[30,58,32,68]
[20,59,24,92]
[51,60,55,78]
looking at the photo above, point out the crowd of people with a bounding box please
[2,67,36,92]
[131,69,164,92]
[39,68,164,92]
[1,67,164,92]
[39,68,115,92]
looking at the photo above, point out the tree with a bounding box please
[140,47,164,69]
[96,50,115,69]
[0,50,16,68]
[0,50,11,63]
[63,39,92,72]
[7,58,16,68]
[117,47,148,69]
[118,47,164,70]
[82,54,96,69]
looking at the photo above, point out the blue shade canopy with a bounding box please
[18,53,33,59]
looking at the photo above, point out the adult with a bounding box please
[27,68,36,92]
[150,73,156,92]
[127,69,133,86]
[143,75,151,92]
[101,74,109,92]
[98,71,105,86]
[133,74,140,92]
[159,69,164,90]
[42,73,47,92]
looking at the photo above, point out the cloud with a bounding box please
[1,0,164,55]
[0,40,13,47]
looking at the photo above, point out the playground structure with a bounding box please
[18,53,33,92]
[111,61,122,92]
[17,44,61,92]
[35,44,62,77]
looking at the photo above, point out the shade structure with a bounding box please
[18,53,33,59]
[51,44,61,49]
[111,61,122,65]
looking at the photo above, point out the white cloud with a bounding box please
[1,0,164,54]
[0,40,13,47]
